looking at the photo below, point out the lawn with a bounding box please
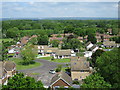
[9,58,41,70]
[51,58,70,63]
[39,56,70,63]
[62,67,69,71]
[39,57,51,60]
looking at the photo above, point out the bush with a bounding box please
[51,56,54,60]
[72,80,80,85]
[55,65,62,72]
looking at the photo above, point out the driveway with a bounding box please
[18,59,69,86]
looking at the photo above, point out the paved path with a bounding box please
[18,59,69,86]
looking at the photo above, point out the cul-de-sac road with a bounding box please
[18,59,69,87]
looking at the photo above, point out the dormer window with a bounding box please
[74,63,76,65]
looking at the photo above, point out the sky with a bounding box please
[2,1,119,18]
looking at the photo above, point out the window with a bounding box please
[64,86,68,88]
[74,78,78,81]
[54,86,60,90]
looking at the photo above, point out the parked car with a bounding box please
[49,70,56,74]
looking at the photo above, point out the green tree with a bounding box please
[37,35,48,45]
[81,73,111,88]
[28,37,38,45]
[56,65,62,72]
[112,28,119,35]
[110,36,120,43]
[6,27,19,38]
[50,40,59,47]
[62,38,81,49]
[2,73,44,89]
[96,48,120,88]
[87,33,97,44]
[91,49,104,67]
[20,44,37,65]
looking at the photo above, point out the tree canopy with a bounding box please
[20,44,37,65]
[91,49,105,67]
[2,73,44,89]
[62,38,82,49]
[96,48,120,88]
[81,73,111,88]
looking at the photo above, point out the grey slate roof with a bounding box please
[71,57,90,71]
[56,49,71,56]
[103,41,116,46]
[50,71,72,86]
[4,61,16,71]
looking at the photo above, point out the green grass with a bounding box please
[39,56,70,63]
[0,38,13,42]
[39,57,51,60]
[51,58,70,63]
[62,67,68,71]
[9,58,41,70]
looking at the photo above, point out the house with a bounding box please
[20,36,29,46]
[0,61,16,85]
[96,32,102,42]
[3,61,16,78]
[84,35,88,41]
[37,45,49,56]
[44,47,59,56]
[77,37,83,43]
[36,45,76,59]
[90,45,99,52]
[37,45,59,56]
[102,34,113,41]
[20,35,37,47]
[49,33,74,46]
[84,51,93,58]
[51,33,74,38]
[107,28,112,34]
[50,71,72,89]
[7,45,20,58]
[85,41,93,50]
[71,57,91,81]
[103,40,116,48]
[53,49,76,59]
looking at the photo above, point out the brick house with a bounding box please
[71,57,92,81]
[50,71,72,89]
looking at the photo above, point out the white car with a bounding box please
[49,70,56,74]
